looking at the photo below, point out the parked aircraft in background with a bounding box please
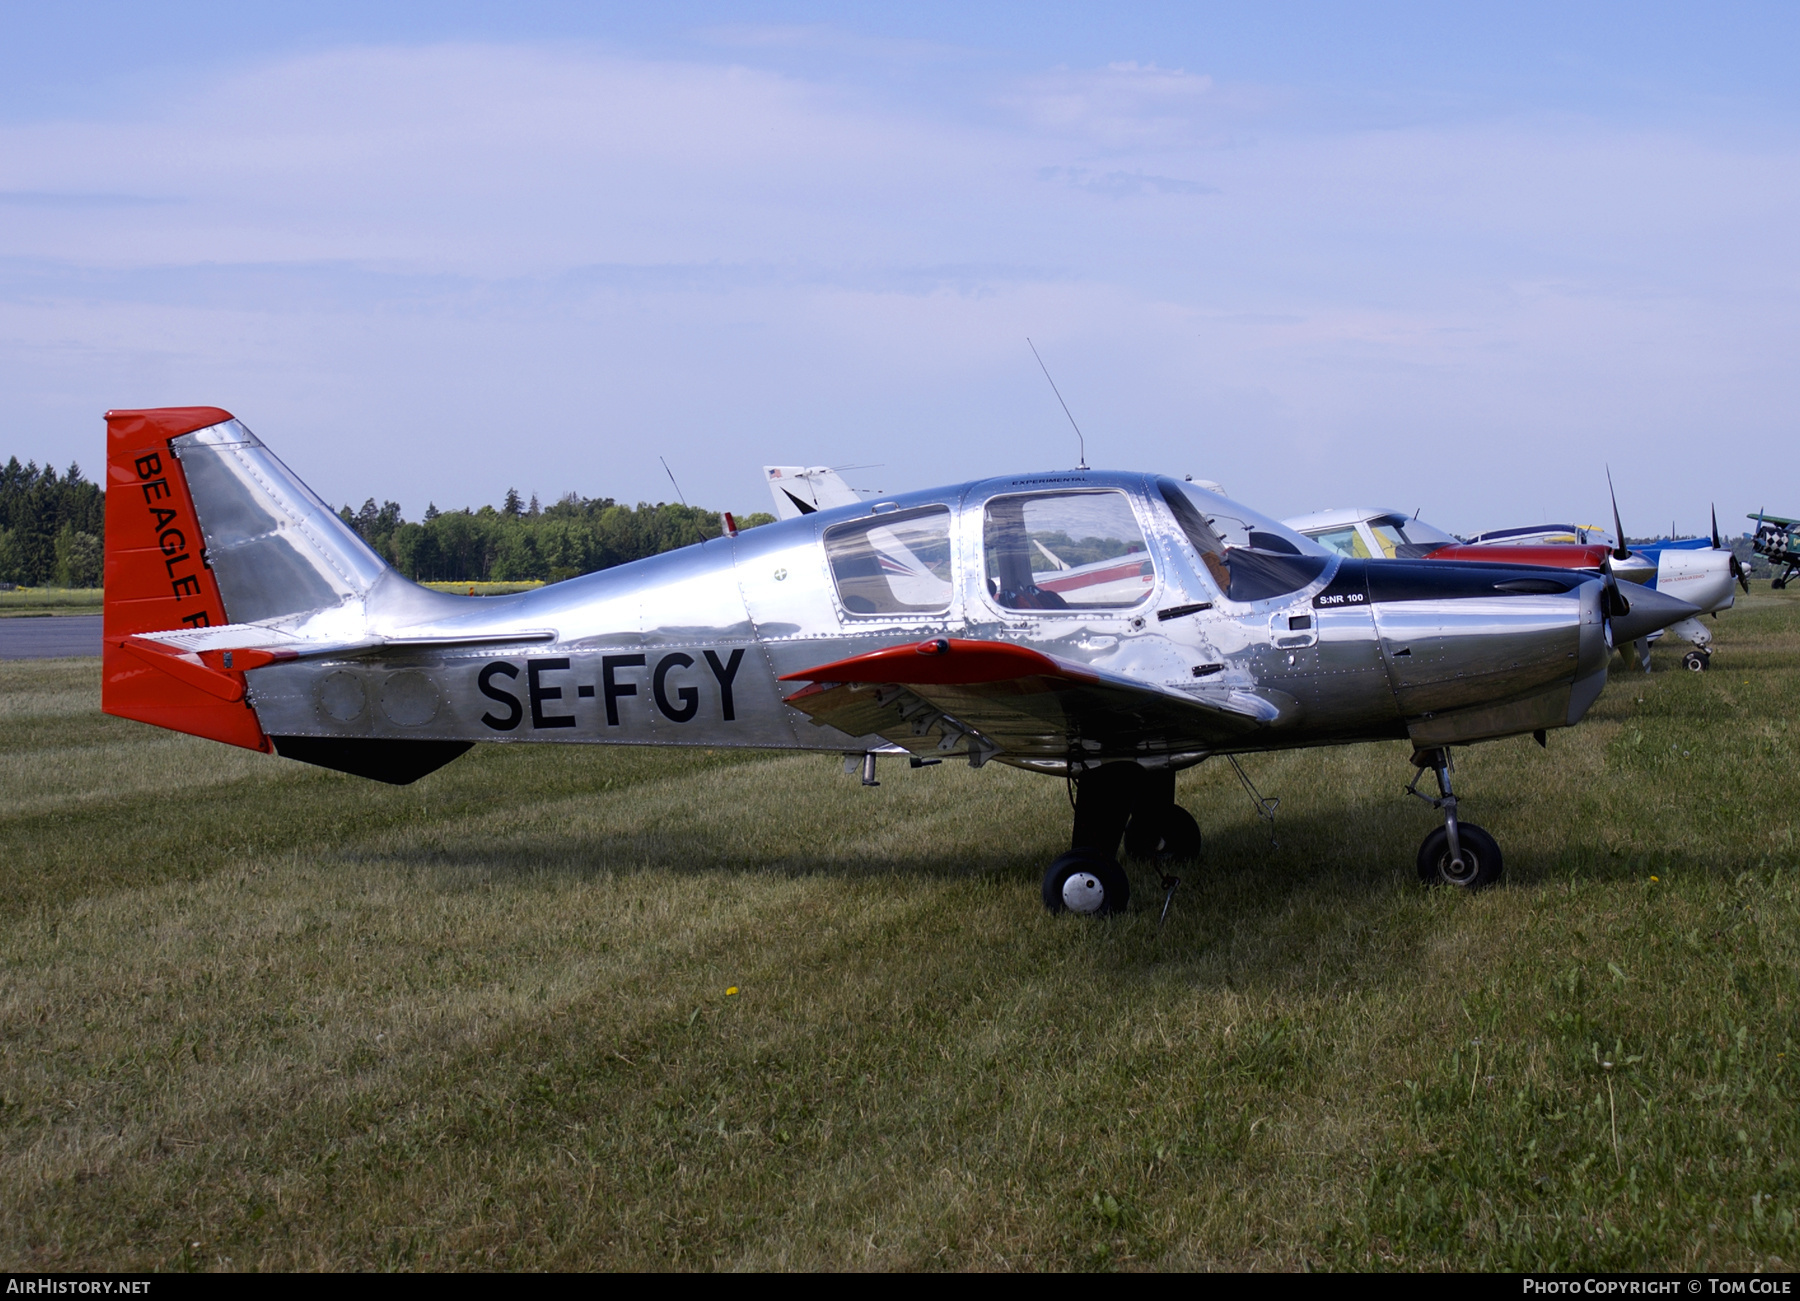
[1287,500,1739,672]
[1284,507,1613,571]
[1466,491,1744,672]
[105,407,1694,916]
[764,466,863,520]
[1749,511,1800,589]
[1465,524,1612,547]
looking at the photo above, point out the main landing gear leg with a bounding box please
[1407,747,1504,890]
[1042,763,1142,916]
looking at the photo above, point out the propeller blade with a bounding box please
[1732,554,1751,594]
[1606,467,1632,561]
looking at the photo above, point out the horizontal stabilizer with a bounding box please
[128,622,559,664]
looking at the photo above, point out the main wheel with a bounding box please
[1682,649,1710,672]
[1774,578,1788,590]
[1416,823,1503,890]
[1042,849,1131,915]
[1123,804,1203,860]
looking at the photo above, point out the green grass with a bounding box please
[0,587,102,617]
[2,597,1797,1270]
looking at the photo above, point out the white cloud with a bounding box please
[0,40,1796,529]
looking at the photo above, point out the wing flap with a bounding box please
[781,638,1285,761]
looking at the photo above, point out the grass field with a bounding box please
[2,595,1797,1271]
[0,587,102,617]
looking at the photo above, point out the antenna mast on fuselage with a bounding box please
[1026,337,1089,471]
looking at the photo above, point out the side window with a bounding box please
[1310,526,1371,559]
[823,506,954,615]
[983,490,1155,610]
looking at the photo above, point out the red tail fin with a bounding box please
[102,406,269,752]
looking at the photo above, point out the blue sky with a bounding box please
[2,3,1796,534]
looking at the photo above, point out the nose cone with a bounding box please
[1609,583,1701,643]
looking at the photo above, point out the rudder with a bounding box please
[103,406,268,750]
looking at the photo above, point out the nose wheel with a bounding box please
[1416,822,1503,888]
[1406,746,1505,890]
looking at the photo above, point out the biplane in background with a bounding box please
[1750,511,1800,589]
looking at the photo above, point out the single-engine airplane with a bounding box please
[104,407,1695,915]
[1282,507,1615,571]
[1289,491,1741,672]
[1470,486,1745,671]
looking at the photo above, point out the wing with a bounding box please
[1750,512,1800,526]
[779,637,1295,768]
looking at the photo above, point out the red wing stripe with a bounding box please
[780,638,1097,687]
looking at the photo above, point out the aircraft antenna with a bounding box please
[660,456,705,545]
[1026,337,1089,470]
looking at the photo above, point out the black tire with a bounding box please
[1416,822,1503,890]
[1682,649,1710,672]
[1042,849,1131,916]
[1774,578,1787,590]
[1123,804,1202,860]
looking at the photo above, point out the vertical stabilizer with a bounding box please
[103,408,392,751]
[764,465,863,520]
[103,407,269,749]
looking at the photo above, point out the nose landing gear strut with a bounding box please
[1406,747,1504,890]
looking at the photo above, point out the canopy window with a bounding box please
[1156,478,1331,604]
[823,506,954,615]
[984,491,1155,610]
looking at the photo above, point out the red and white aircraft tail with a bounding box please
[102,406,404,753]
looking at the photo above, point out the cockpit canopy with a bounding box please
[1285,507,1458,560]
[817,473,1337,619]
[1154,479,1333,603]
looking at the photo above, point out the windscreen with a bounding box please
[1157,478,1332,603]
[1374,513,1457,550]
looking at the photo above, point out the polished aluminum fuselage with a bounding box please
[227,469,1611,769]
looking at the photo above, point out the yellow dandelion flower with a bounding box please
[726,986,739,996]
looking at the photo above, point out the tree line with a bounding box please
[0,457,773,587]
[0,459,104,587]
[336,490,775,583]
